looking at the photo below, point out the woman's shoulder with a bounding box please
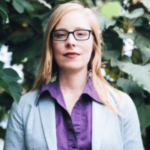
[11,90,40,111]
[107,85,136,112]
[20,90,39,105]
[7,90,40,128]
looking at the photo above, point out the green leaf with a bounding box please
[101,2,123,18]
[104,62,120,82]
[0,106,6,122]
[0,7,9,23]
[9,31,34,44]
[0,126,6,139]
[0,71,4,78]
[114,28,150,49]
[116,78,144,107]
[8,82,23,103]
[131,18,143,27]
[0,61,4,69]
[0,78,9,91]
[12,0,33,14]
[92,8,116,31]
[102,50,120,61]
[130,93,144,107]
[1,68,21,82]
[12,0,24,13]
[117,78,143,94]
[20,1,34,11]
[137,104,150,132]
[121,55,132,63]
[9,38,43,64]
[131,49,142,64]
[102,30,123,52]
[0,0,9,13]
[143,13,150,21]
[111,60,150,92]
[140,47,150,64]
[123,8,144,19]
[25,39,43,61]
[0,76,23,103]
[25,57,40,76]
[114,27,135,40]
[42,17,49,32]
[0,91,13,110]
[134,32,150,49]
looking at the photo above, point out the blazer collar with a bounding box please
[38,93,57,150]
[92,101,108,150]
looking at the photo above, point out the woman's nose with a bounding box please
[65,33,76,47]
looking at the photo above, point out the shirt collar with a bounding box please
[36,77,102,107]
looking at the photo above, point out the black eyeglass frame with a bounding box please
[52,29,92,41]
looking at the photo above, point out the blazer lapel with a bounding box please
[39,93,57,150]
[92,101,108,150]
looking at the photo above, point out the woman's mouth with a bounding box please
[64,52,80,59]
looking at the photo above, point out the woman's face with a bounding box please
[52,10,94,72]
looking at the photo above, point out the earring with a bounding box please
[88,69,92,79]
[50,72,57,82]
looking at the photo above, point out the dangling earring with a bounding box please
[50,72,57,83]
[88,69,92,79]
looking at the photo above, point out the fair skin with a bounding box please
[52,10,94,115]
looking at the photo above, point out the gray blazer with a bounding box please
[4,87,144,150]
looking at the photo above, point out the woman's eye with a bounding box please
[77,32,85,36]
[56,34,66,37]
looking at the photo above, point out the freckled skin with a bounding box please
[52,10,94,72]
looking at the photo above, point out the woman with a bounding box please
[4,2,144,150]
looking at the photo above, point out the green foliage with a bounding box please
[101,1,123,18]
[140,47,150,64]
[0,126,6,139]
[137,104,150,132]
[123,8,144,19]
[111,59,150,92]
[0,0,9,23]
[93,9,116,31]
[0,0,150,147]
[102,50,120,60]
[131,49,142,64]
[117,78,144,107]
[0,61,23,103]
[12,0,33,13]
[100,1,150,144]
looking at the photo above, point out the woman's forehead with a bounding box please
[55,10,91,30]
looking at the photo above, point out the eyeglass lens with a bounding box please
[53,30,90,41]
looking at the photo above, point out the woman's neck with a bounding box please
[58,68,88,93]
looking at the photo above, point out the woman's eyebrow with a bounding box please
[55,28,67,30]
[74,27,90,30]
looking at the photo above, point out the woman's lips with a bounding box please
[64,52,80,59]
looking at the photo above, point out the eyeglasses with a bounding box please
[52,29,92,41]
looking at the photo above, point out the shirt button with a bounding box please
[72,144,76,148]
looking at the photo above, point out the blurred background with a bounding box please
[0,0,150,149]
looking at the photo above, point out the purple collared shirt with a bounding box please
[38,77,101,150]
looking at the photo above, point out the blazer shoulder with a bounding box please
[17,90,40,109]
[107,85,135,111]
